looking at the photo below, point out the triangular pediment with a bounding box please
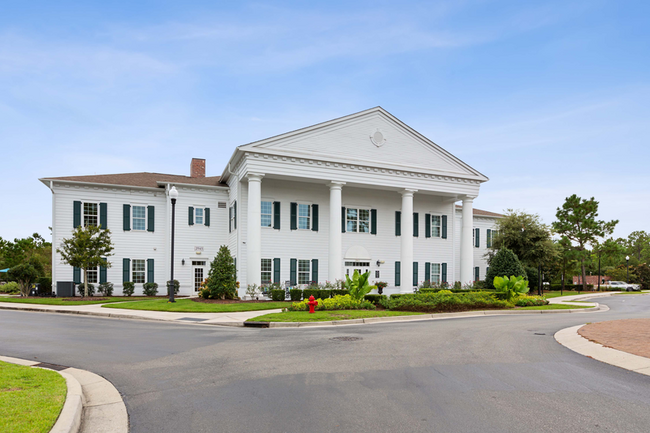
[238,107,487,181]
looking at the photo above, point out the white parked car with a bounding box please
[604,281,641,292]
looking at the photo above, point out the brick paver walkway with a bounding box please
[579,319,650,359]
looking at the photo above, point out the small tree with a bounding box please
[485,248,526,289]
[57,225,114,297]
[552,195,618,292]
[8,257,44,296]
[205,245,237,299]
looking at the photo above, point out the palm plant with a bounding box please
[493,275,529,302]
[344,270,376,301]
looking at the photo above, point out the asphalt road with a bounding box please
[2,295,650,433]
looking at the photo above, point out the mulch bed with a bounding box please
[579,319,650,359]
[191,298,281,304]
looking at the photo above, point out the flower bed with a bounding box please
[286,294,375,311]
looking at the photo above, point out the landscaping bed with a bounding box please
[0,296,177,305]
[0,361,67,433]
[102,298,292,312]
[248,310,424,322]
[190,298,279,304]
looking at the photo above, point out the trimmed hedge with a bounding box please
[364,294,387,305]
[419,288,485,294]
[330,289,350,297]
[287,294,375,311]
[514,296,548,307]
[143,282,158,296]
[302,289,320,299]
[271,289,286,301]
[122,282,135,296]
[289,289,303,301]
[386,291,510,313]
[318,289,332,299]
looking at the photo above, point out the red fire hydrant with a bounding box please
[307,295,318,314]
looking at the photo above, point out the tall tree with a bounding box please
[57,225,114,297]
[488,210,556,267]
[625,231,650,264]
[552,195,618,292]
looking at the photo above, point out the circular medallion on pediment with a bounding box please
[370,129,387,147]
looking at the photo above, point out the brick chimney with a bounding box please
[190,158,205,178]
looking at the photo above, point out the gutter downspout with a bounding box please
[48,181,56,288]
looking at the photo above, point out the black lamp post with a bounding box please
[597,249,602,292]
[626,255,630,284]
[169,186,179,303]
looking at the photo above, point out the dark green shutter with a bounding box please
[475,267,480,281]
[233,201,237,229]
[425,214,431,238]
[442,263,447,283]
[475,228,480,248]
[73,201,82,228]
[123,258,130,283]
[311,259,318,284]
[425,262,431,282]
[413,262,418,286]
[273,202,281,229]
[312,204,319,231]
[413,213,419,237]
[147,206,155,232]
[486,229,491,247]
[100,203,107,229]
[290,258,297,286]
[273,258,281,283]
[147,259,154,283]
[229,207,232,233]
[395,211,401,236]
[73,266,81,284]
[123,205,131,231]
[188,207,194,226]
[99,258,107,284]
[371,209,377,235]
[442,215,447,239]
[234,258,237,280]
[290,203,297,230]
[205,208,210,227]
[341,207,346,233]
[395,261,401,286]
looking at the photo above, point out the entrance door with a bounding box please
[192,261,206,292]
[344,261,371,279]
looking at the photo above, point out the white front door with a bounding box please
[344,261,371,280]
[192,261,206,292]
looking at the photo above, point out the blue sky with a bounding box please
[1,0,648,241]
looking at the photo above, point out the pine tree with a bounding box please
[485,248,527,289]
[205,245,237,299]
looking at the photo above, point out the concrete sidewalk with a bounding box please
[0,301,282,326]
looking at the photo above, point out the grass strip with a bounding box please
[0,361,67,433]
[248,310,424,322]
[518,304,591,310]
[0,296,173,306]
[103,298,292,312]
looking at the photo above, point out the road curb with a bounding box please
[244,304,603,328]
[0,355,129,433]
[554,325,650,377]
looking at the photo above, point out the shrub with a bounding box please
[419,287,483,294]
[302,288,319,299]
[289,289,303,301]
[77,283,95,297]
[484,248,526,290]
[122,282,135,296]
[166,280,180,295]
[205,245,237,299]
[318,289,331,299]
[453,281,462,290]
[386,291,510,313]
[36,277,52,294]
[270,289,286,301]
[330,289,350,297]
[0,282,20,294]
[493,275,529,302]
[287,294,374,311]
[198,288,210,299]
[98,282,114,297]
[364,294,387,305]
[514,296,548,307]
[143,282,159,296]
[246,284,261,299]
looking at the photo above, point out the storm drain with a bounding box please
[330,336,362,342]
[34,362,69,371]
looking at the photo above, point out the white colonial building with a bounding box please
[41,107,502,296]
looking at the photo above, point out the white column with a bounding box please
[328,182,345,282]
[400,189,416,293]
[246,173,264,288]
[460,196,474,284]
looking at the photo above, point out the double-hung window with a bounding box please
[261,201,273,228]
[132,206,146,231]
[132,259,146,284]
[298,204,310,230]
[86,266,98,284]
[261,259,272,284]
[298,260,311,284]
[430,263,441,284]
[195,208,204,225]
[431,215,441,237]
[83,203,98,227]
[347,208,370,233]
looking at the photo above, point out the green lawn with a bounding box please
[0,361,67,433]
[103,298,292,312]
[248,310,425,322]
[518,304,591,310]
[0,296,172,306]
